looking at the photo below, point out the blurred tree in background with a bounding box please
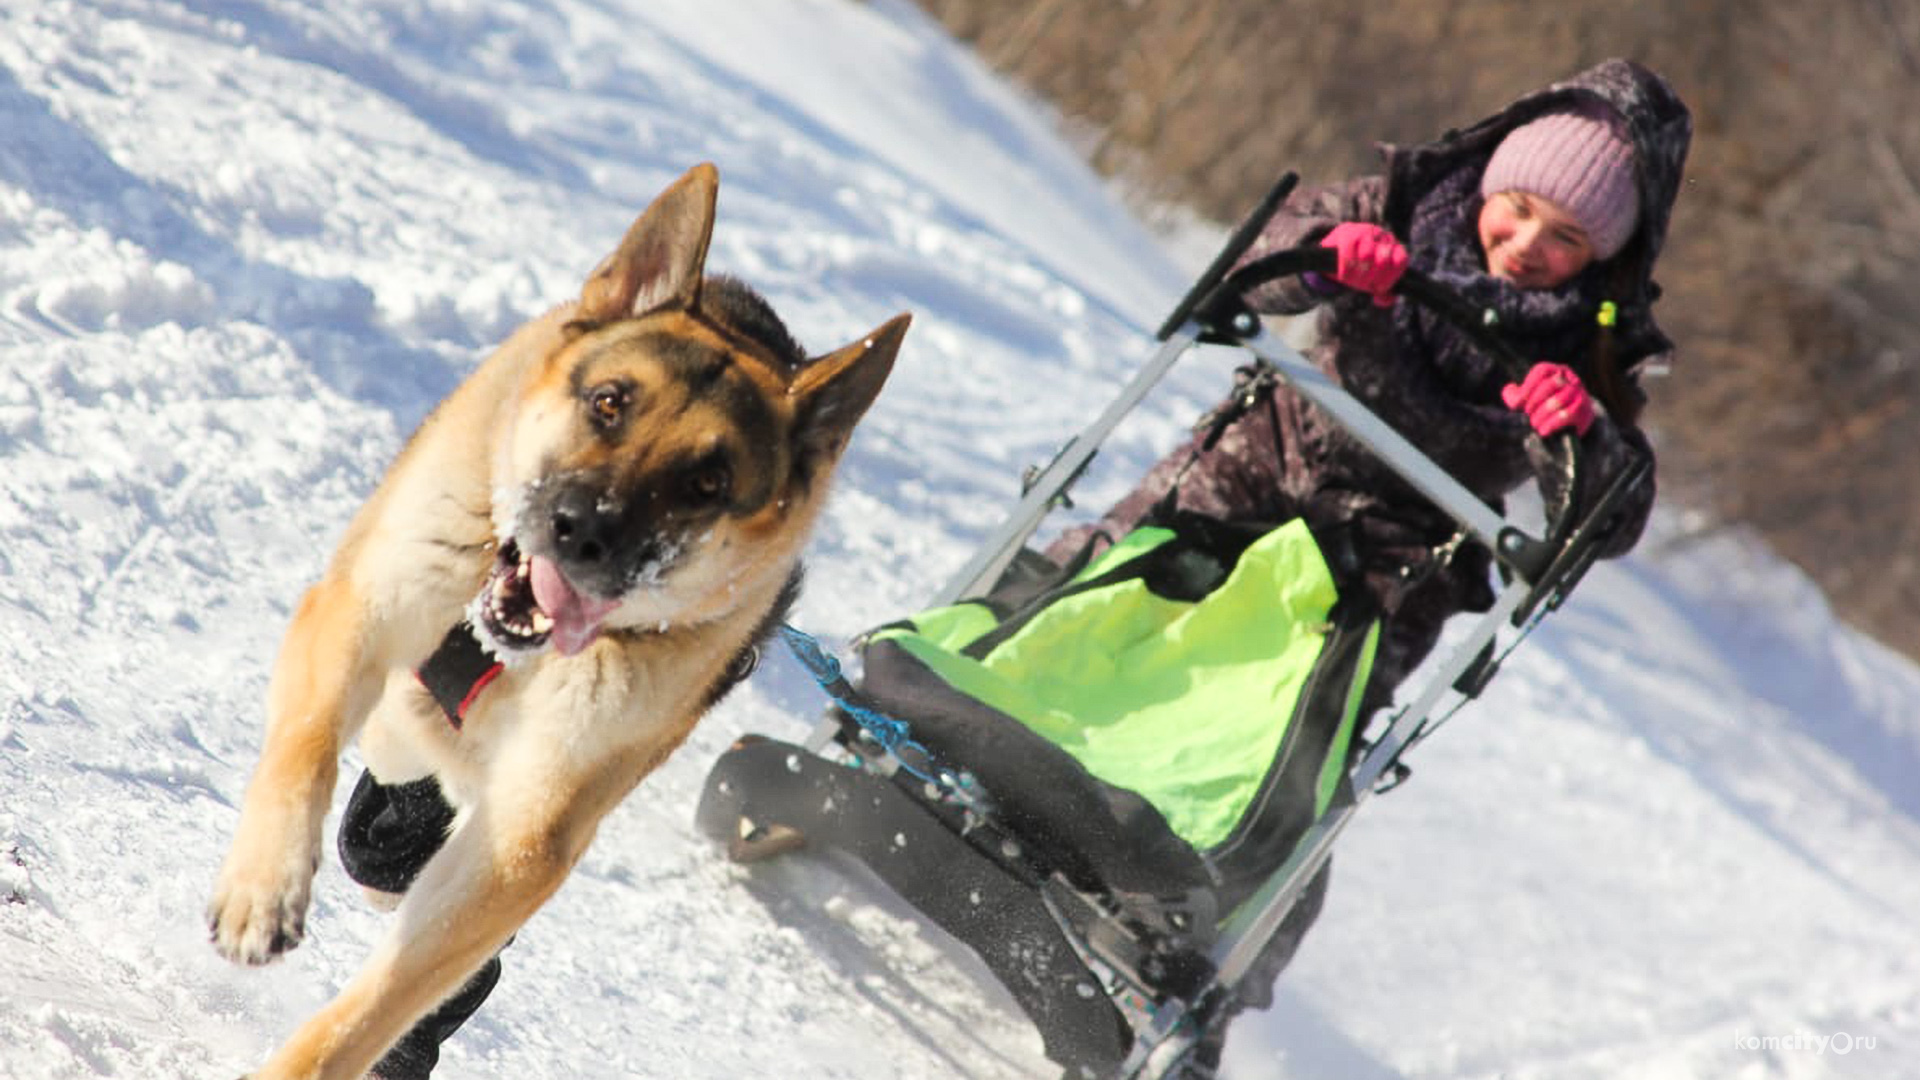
[916,0,1920,658]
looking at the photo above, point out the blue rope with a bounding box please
[776,623,950,787]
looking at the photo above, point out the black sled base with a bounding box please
[697,735,1139,1076]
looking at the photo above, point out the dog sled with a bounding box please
[695,174,1648,1079]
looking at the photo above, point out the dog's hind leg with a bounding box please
[365,956,504,1080]
[337,771,507,1080]
[337,771,459,898]
[249,780,607,1080]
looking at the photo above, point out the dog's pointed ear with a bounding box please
[577,163,719,323]
[792,313,909,465]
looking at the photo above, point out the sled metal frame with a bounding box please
[943,312,1638,1079]
[967,298,1641,1076]
[740,172,1647,1078]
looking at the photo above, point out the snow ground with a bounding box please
[1,1,1917,1078]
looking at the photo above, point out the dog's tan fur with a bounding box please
[206,164,906,1079]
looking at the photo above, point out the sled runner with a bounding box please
[696,174,1648,1079]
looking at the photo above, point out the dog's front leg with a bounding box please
[209,577,373,965]
[251,791,600,1080]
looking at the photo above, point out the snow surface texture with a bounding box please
[2,1,1917,1077]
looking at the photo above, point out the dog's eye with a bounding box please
[685,462,731,505]
[586,384,628,428]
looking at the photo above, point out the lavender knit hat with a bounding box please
[1480,103,1641,259]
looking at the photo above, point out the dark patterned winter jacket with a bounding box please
[1054,59,1692,689]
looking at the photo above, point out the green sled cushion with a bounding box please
[870,519,1375,853]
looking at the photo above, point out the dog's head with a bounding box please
[479,164,906,657]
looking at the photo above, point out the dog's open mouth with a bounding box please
[477,539,621,657]
[478,539,552,650]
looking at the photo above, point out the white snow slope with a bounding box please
[2,2,1918,1078]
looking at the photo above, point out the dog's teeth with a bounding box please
[530,610,553,634]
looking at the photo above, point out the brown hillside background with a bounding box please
[914,0,1920,660]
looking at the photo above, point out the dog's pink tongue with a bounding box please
[530,556,620,656]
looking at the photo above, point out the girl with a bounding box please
[1055,57,1691,715]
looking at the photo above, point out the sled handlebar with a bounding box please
[1193,244,1588,576]
[1155,172,1301,342]
[1203,244,1539,391]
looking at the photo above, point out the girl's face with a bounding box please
[1477,191,1596,289]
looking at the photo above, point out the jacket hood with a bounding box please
[1381,59,1693,305]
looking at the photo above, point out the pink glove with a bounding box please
[1319,222,1408,307]
[1501,362,1596,438]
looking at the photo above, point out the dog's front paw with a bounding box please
[206,830,320,965]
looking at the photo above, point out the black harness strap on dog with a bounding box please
[416,621,503,730]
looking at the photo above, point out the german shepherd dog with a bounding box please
[206,164,907,1079]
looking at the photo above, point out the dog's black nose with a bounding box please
[550,488,620,566]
